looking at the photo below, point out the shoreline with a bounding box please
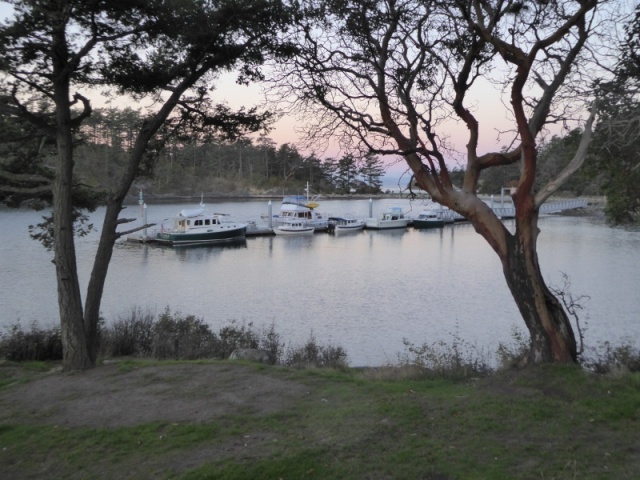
[125,192,606,209]
[124,192,407,205]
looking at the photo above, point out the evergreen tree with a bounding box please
[0,0,292,371]
[359,154,384,193]
[592,4,640,223]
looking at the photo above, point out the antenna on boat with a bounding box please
[138,189,144,217]
[200,192,205,208]
[138,189,148,240]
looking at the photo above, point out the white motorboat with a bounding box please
[329,216,365,233]
[273,221,315,236]
[365,207,409,230]
[271,184,329,231]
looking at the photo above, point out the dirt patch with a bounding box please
[0,362,311,428]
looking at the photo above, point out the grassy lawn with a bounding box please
[1,361,639,479]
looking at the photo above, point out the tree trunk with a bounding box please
[83,199,121,363]
[442,191,577,364]
[502,215,577,363]
[53,95,93,371]
[83,87,192,362]
[52,35,93,371]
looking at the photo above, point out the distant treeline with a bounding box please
[74,108,387,197]
[74,107,635,223]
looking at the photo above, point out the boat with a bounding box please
[272,220,315,236]
[272,195,329,231]
[365,207,410,230]
[412,210,445,229]
[272,184,329,231]
[155,205,247,246]
[328,216,365,233]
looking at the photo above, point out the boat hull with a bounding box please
[273,216,328,231]
[412,219,445,229]
[365,219,409,230]
[329,217,365,233]
[156,226,246,246]
[334,224,365,232]
[273,226,315,235]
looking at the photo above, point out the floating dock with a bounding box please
[126,198,589,244]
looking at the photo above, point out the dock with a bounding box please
[126,198,590,244]
[127,223,275,244]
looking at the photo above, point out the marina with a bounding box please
[2,197,634,367]
[127,197,590,243]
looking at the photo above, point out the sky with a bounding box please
[207,71,518,183]
[0,1,602,189]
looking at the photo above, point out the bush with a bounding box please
[581,340,640,374]
[1,309,344,369]
[0,322,62,362]
[152,308,218,360]
[399,333,492,379]
[258,322,285,365]
[99,307,155,358]
[283,333,348,368]
[495,326,531,370]
[217,320,259,359]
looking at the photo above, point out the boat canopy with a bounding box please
[282,195,319,209]
[179,207,205,218]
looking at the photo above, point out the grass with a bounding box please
[1,361,639,479]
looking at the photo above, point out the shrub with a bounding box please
[152,308,218,360]
[1,309,346,368]
[99,307,155,358]
[581,340,640,374]
[0,322,62,362]
[217,320,259,359]
[495,326,531,370]
[283,333,348,368]
[399,334,492,379]
[258,322,285,365]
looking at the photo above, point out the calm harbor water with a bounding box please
[1,198,639,366]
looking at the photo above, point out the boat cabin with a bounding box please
[280,210,314,219]
[382,207,405,220]
[192,218,220,226]
[175,214,221,232]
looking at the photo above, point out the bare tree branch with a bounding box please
[535,100,598,206]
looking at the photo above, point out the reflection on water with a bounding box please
[171,240,248,263]
[271,235,314,250]
[1,201,639,366]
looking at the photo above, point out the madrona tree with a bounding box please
[0,0,291,370]
[277,0,620,363]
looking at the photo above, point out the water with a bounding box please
[1,199,638,366]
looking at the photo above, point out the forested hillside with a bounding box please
[73,108,386,198]
[73,108,614,202]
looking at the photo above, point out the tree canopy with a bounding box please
[0,0,295,370]
[272,0,624,363]
[591,3,640,223]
